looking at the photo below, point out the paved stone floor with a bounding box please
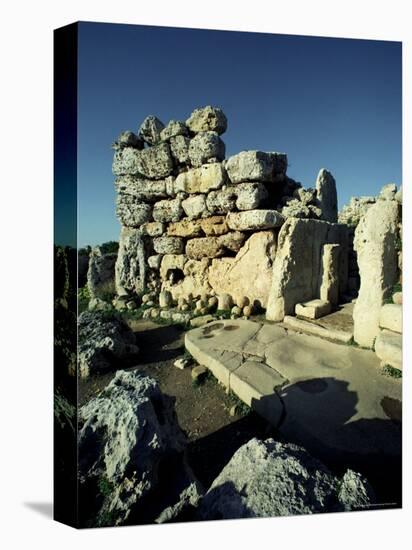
[185,318,402,493]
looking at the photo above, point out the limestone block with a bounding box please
[209,231,277,309]
[138,115,164,145]
[114,130,144,150]
[186,106,227,135]
[160,254,188,282]
[188,131,225,167]
[353,200,400,347]
[206,188,237,215]
[140,221,166,237]
[112,143,174,179]
[375,330,402,371]
[153,235,184,255]
[175,163,226,194]
[200,215,229,236]
[115,176,168,202]
[167,218,203,238]
[160,120,189,141]
[182,195,208,220]
[148,255,162,270]
[225,151,287,184]
[226,210,284,231]
[319,244,340,306]
[235,182,268,210]
[186,232,245,260]
[379,304,402,334]
[293,187,316,205]
[115,227,147,295]
[315,169,338,223]
[159,290,173,308]
[169,135,190,165]
[162,258,212,302]
[295,299,332,320]
[153,197,183,223]
[116,194,152,227]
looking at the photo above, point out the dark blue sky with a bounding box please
[77,22,401,247]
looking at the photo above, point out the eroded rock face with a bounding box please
[112,143,174,179]
[226,151,287,184]
[188,131,225,167]
[167,218,203,238]
[161,257,212,301]
[197,438,374,520]
[153,235,184,255]
[78,371,198,526]
[206,188,238,214]
[227,210,284,231]
[169,135,190,165]
[353,200,400,347]
[175,163,226,194]
[114,130,144,150]
[186,232,245,260]
[186,106,227,135]
[160,120,189,141]
[138,115,165,145]
[236,182,268,211]
[115,176,169,202]
[116,194,153,227]
[209,231,277,308]
[316,169,338,223]
[153,197,183,223]
[182,194,209,219]
[78,312,139,378]
[87,247,117,300]
[115,227,146,295]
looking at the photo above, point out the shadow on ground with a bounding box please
[23,502,53,519]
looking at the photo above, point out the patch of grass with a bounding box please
[395,237,402,252]
[216,309,231,319]
[97,476,114,498]
[227,390,251,416]
[77,286,90,313]
[345,337,359,347]
[382,364,402,379]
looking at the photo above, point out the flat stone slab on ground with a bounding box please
[295,299,332,319]
[282,315,353,344]
[375,329,402,371]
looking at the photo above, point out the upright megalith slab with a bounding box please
[87,246,117,300]
[319,244,340,306]
[353,200,400,348]
[115,227,147,296]
[316,169,338,223]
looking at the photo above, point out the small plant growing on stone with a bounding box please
[382,364,402,379]
[97,476,114,498]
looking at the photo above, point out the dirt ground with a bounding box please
[78,318,277,488]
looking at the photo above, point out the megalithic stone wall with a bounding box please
[112,105,344,315]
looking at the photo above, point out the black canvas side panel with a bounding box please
[53,22,79,528]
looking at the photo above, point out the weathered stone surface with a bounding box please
[138,115,164,145]
[225,151,287,184]
[115,227,146,295]
[153,235,184,255]
[393,292,402,305]
[162,258,212,302]
[338,196,376,226]
[206,188,238,214]
[78,312,139,378]
[319,244,340,305]
[293,187,316,204]
[175,163,226,194]
[378,183,397,201]
[140,221,166,237]
[295,299,332,319]
[186,232,245,260]
[186,106,227,135]
[148,254,162,270]
[236,182,268,210]
[267,219,348,321]
[79,371,193,525]
[281,199,321,220]
[160,254,188,283]
[379,304,402,334]
[353,200,400,347]
[87,246,117,300]
[116,194,152,226]
[112,143,174,179]
[169,135,190,165]
[375,330,402,371]
[200,215,229,236]
[113,130,144,150]
[188,131,225,167]
[226,210,284,231]
[182,194,208,220]
[160,120,189,141]
[316,169,338,223]
[217,293,233,310]
[167,218,203,238]
[209,231,277,308]
[159,290,173,308]
[115,175,168,202]
[198,438,374,519]
[153,197,183,223]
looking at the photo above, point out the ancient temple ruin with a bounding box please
[111,105,351,323]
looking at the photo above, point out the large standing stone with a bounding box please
[115,176,168,202]
[209,231,277,308]
[138,115,165,145]
[319,244,340,306]
[112,143,174,179]
[153,235,184,255]
[235,182,268,210]
[153,197,183,223]
[116,194,152,227]
[206,188,238,215]
[186,232,245,260]
[353,200,400,347]
[316,169,338,223]
[186,106,227,135]
[182,194,208,219]
[266,219,347,321]
[188,131,225,167]
[197,438,374,520]
[225,151,287,184]
[175,163,226,193]
[115,226,147,295]
[226,210,284,231]
[87,246,117,300]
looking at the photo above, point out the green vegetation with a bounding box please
[345,336,359,347]
[382,364,402,379]
[97,476,114,498]
[77,286,90,313]
[395,236,402,252]
[215,309,231,319]
[227,390,251,416]
[99,241,119,255]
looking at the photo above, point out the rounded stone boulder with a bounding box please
[189,132,225,168]
[186,106,227,135]
[217,293,232,310]
[138,115,165,145]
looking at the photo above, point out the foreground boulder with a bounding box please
[198,438,374,519]
[78,311,139,378]
[79,371,202,526]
